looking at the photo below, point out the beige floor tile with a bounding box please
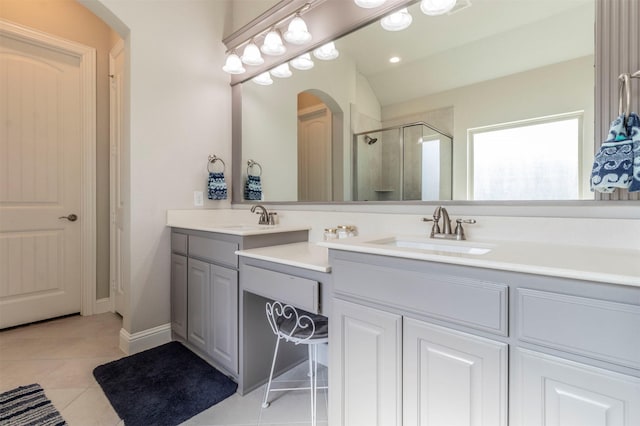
[44,387,87,411]
[61,387,122,426]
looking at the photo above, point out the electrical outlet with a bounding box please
[193,191,204,206]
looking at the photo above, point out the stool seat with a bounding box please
[276,309,328,340]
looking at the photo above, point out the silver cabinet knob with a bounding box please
[58,214,78,222]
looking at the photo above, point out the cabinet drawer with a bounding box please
[516,288,640,369]
[332,258,508,335]
[241,265,320,314]
[171,232,188,255]
[188,235,238,268]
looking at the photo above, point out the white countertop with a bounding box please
[167,219,310,236]
[318,235,640,287]
[236,242,331,273]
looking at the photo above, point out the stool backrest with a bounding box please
[265,301,317,344]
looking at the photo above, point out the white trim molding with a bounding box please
[0,19,97,317]
[119,323,172,355]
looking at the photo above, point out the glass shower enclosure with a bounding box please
[353,122,453,201]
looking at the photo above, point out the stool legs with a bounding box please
[262,337,281,409]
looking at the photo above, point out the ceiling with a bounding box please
[337,0,595,105]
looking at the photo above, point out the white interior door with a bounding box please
[109,39,125,316]
[298,105,332,201]
[0,24,89,328]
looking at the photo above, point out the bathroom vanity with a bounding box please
[321,237,640,426]
[169,225,309,378]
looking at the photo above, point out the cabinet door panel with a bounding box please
[187,258,209,352]
[511,348,640,426]
[209,265,238,374]
[403,319,507,426]
[171,254,188,339]
[330,299,402,426]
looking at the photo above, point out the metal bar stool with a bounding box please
[262,301,328,426]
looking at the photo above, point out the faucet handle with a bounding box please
[454,218,476,240]
[422,217,441,235]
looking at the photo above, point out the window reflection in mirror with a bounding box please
[239,0,595,202]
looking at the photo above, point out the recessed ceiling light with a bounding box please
[389,56,401,63]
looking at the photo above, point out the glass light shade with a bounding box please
[290,53,314,70]
[270,63,292,78]
[261,30,286,56]
[381,8,413,31]
[252,72,273,86]
[283,16,312,45]
[420,0,457,16]
[313,42,339,61]
[354,0,387,8]
[241,42,264,66]
[222,52,245,74]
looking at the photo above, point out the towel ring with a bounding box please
[247,159,262,177]
[618,73,631,118]
[207,155,226,173]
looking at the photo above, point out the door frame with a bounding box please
[0,19,97,316]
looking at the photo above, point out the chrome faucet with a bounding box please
[422,206,476,240]
[250,204,276,225]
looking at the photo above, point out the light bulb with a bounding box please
[354,0,387,8]
[241,42,264,66]
[290,53,314,70]
[270,63,292,78]
[284,15,312,45]
[313,42,339,61]
[222,52,245,74]
[381,8,412,31]
[420,0,457,16]
[252,72,273,86]
[261,29,286,56]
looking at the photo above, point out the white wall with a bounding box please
[83,0,232,335]
[383,56,595,200]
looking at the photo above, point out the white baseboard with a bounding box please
[119,323,172,355]
[94,298,112,314]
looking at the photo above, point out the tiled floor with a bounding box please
[0,313,328,426]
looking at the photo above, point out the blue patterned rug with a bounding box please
[93,341,237,426]
[0,383,66,426]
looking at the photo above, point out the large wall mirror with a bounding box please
[234,0,596,203]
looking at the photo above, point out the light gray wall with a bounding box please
[83,0,232,334]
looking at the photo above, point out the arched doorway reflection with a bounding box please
[297,90,343,202]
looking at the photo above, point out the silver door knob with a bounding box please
[58,214,78,222]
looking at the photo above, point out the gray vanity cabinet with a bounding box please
[170,228,308,378]
[329,249,640,426]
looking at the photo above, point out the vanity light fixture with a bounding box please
[389,56,401,63]
[241,41,264,66]
[270,62,293,78]
[252,72,274,85]
[420,0,457,16]
[354,0,387,8]
[381,8,412,31]
[283,14,312,45]
[313,42,339,60]
[290,53,315,70]
[222,51,246,74]
[261,29,287,56]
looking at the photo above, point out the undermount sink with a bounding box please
[366,237,493,255]
[217,224,274,231]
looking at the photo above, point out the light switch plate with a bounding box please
[193,191,204,206]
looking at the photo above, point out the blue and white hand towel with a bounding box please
[244,175,262,201]
[590,114,634,193]
[627,113,640,192]
[208,172,227,200]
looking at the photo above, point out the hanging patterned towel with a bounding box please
[208,172,227,200]
[590,114,634,193]
[627,113,640,192]
[244,175,262,200]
